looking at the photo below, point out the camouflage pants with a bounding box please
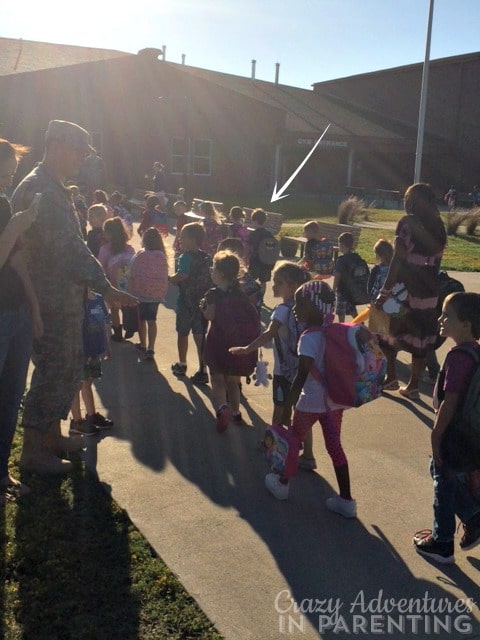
[22,313,84,433]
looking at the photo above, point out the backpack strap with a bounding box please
[437,345,480,407]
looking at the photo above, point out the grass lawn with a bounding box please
[278,209,480,271]
[1,429,222,640]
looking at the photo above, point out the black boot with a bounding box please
[111,325,123,342]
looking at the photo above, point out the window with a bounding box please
[171,138,188,175]
[192,139,212,176]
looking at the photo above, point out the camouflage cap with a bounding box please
[45,120,95,153]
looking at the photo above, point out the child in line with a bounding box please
[228,206,250,245]
[333,231,368,323]
[202,251,261,432]
[98,217,135,341]
[169,222,211,383]
[230,262,314,466]
[367,238,398,389]
[200,201,224,256]
[69,289,113,436]
[301,221,334,278]
[138,194,169,238]
[92,189,114,217]
[109,191,133,238]
[127,227,169,360]
[86,204,108,258]
[172,200,189,268]
[265,280,357,519]
[217,238,263,313]
[413,292,480,564]
[246,208,275,296]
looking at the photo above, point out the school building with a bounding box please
[1,37,479,201]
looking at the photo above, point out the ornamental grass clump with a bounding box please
[337,196,365,224]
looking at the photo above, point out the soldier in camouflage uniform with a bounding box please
[12,120,137,474]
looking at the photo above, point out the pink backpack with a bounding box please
[128,249,168,300]
[306,323,387,408]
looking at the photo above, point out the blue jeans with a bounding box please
[430,458,480,543]
[0,305,32,477]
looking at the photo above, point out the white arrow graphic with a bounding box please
[270,123,331,203]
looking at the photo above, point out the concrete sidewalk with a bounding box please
[67,237,480,639]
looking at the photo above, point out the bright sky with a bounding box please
[3,0,480,88]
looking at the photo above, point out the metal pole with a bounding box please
[414,0,434,183]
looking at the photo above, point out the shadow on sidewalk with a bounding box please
[92,341,480,637]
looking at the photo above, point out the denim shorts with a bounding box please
[335,292,357,318]
[176,300,207,336]
[139,302,160,322]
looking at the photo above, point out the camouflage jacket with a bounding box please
[11,163,110,316]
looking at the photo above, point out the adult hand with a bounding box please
[103,286,138,308]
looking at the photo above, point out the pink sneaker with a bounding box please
[216,405,231,433]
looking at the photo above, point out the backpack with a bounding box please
[257,231,280,266]
[238,273,263,313]
[181,250,213,311]
[437,271,465,313]
[307,323,387,408]
[204,288,261,376]
[263,423,301,477]
[438,346,480,471]
[306,238,335,277]
[106,249,134,291]
[273,302,302,381]
[342,253,370,305]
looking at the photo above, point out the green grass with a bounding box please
[277,208,480,272]
[1,430,222,640]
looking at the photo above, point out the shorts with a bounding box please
[248,258,272,283]
[273,374,292,407]
[83,356,102,380]
[335,292,357,318]
[176,299,207,336]
[139,301,160,322]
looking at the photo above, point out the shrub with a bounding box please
[337,196,364,224]
[465,208,480,236]
[446,210,470,236]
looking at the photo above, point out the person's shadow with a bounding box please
[91,342,480,638]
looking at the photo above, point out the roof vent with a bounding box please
[251,59,256,80]
[275,63,280,84]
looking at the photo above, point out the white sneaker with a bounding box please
[326,495,357,518]
[265,473,289,500]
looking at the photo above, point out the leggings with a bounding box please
[292,408,347,471]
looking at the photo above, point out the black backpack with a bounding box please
[257,231,280,266]
[439,346,480,471]
[437,271,465,312]
[343,253,370,305]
